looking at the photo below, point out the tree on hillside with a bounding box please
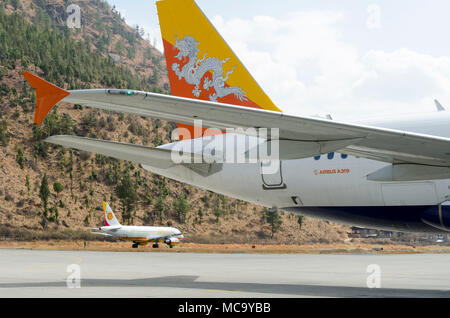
[154,197,166,223]
[16,148,25,169]
[115,174,138,224]
[297,215,304,229]
[214,208,222,224]
[173,194,190,223]
[0,120,9,147]
[25,175,31,196]
[197,209,203,225]
[264,208,283,238]
[53,181,64,204]
[39,174,50,216]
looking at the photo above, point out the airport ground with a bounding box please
[1,245,450,297]
[1,240,450,254]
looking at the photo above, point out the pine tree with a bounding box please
[264,208,283,238]
[297,216,304,229]
[197,209,203,224]
[39,174,50,215]
[53,182,64,201]
[25,175,31,195]
[115,174,137,224]
[174,195,190,223]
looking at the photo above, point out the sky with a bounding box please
[105,0,450,120]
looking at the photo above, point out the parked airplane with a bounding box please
[23,0,450,233]
[92,202,184,248]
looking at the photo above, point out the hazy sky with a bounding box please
[105,0,450,120]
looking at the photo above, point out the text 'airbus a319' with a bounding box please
[23,0,450,234]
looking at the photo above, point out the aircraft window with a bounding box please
[314,156,321,161]
[341,154,348,159]
[327,152,334,160]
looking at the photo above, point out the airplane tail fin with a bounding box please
[156,0,282,139]
[103,202,121,227]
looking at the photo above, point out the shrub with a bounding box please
[0,120,9,147]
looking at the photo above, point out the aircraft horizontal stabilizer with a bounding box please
[22,72,70,125]
[45,135,204,170]
[91,232,113,237]
[102,226,122,230]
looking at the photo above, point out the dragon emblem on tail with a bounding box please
[172,36,248,102]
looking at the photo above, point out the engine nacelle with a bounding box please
[421,205,450,232]
[165,237,180,246]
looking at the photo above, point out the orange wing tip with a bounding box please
[22,72,70,125]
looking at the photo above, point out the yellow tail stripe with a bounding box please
[157,0,282,112]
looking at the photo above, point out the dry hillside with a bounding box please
[0,0,354,245]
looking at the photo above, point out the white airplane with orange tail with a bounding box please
[91,202,184,248]
[23,0,450,234]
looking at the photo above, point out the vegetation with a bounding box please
[0,2,164,93]
[53,182,64,199]
[297,216,304,229]
[39,174,50,215]
[0,120,9,147]
[173,194,190,223]
[25,175,31,195]
[197,209,203,224]
[264,208,283,238]
[154,197,166,222]
[15,147,25,169]
[115,174,138,224]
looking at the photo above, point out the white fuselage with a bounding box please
[144,111,450,233]
[101,226,183,243]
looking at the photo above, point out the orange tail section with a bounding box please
[22,72,70,125]
[156,0,281,139]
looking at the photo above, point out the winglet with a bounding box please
[22,72,70,125]
[435,99,446,112]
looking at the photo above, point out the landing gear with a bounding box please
[152,243,159,249]
[170,245,174,248]
[132,243,139,249]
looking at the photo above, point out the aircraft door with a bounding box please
[261,160,286,190]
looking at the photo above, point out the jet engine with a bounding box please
[421,204,450,232]
[164,237,180,247]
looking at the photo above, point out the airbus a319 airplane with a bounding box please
[23,0,450,234]
[92,202,184,248]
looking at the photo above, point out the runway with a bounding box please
[0,249,450,297]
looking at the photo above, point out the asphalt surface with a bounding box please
[0,249,449,297]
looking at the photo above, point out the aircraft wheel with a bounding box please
[132,243,139,249]
[152,244,159,248]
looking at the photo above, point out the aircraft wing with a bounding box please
[23,72,450,168]
[60,89,450,167]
